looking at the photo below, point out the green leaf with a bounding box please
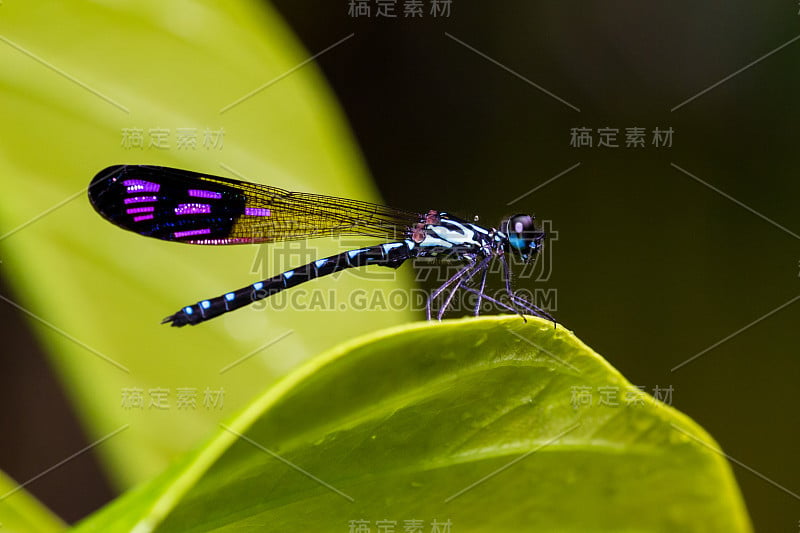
[0,0,412,489]
[0,470,66,533]
[74,317,752,532]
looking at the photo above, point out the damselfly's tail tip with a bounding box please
[161,313,188,327]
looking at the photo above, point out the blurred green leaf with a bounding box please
[0,470,65,533]
[74,317,752,532]
[0,0,412,490]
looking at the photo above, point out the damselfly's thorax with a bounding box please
[411,211,495,259]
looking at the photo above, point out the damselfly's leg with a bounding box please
[499,255,557,324]
[473,258,490,316]
[437,256,491,320]
[426,262,472,321]
[461,286,524,319]
[425,259,479,320]
[509,295,556,323]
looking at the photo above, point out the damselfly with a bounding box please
[88,165,554,326]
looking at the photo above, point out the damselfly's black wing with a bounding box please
[89,165,420,244]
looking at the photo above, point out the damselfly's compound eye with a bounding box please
[502,214,545,261]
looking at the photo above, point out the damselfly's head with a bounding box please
[501,214,545,262]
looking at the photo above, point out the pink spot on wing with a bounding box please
[133,215,154,222]
[188,189,222,199]
[124,196,157,204]
[244,207,271,217]
[123,179,160,193]
[126,206,155,215]
[175,203,211,215]
[174,228,211,239]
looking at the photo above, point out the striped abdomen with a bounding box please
[163,241,411,326]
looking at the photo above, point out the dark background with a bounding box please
[1,1,798,529]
